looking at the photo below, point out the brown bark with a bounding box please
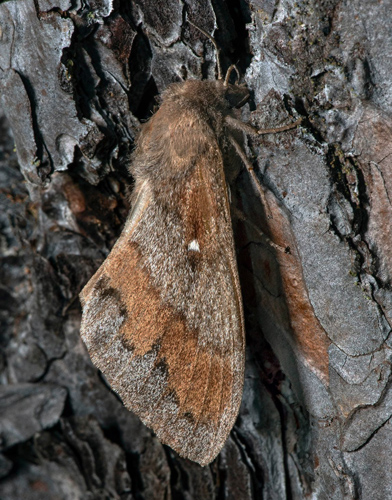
[1,0,391,498]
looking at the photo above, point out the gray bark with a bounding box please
[1,0,391,498]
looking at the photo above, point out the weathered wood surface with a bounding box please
[1,0,392,498]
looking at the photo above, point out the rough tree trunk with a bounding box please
[1,0,391,499]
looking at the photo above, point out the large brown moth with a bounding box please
[80,22,300,466]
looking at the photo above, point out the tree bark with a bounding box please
[1,0,392,498]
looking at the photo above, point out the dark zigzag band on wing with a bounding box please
[80,236,242,465]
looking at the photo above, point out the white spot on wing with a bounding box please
[188,239,200,252]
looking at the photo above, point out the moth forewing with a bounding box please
[80,79,247,466]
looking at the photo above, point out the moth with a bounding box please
[80,23,300,466]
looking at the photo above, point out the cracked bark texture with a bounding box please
[0,0,391,498]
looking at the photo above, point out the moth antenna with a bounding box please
[187,20,223,80]
[224,64,240,86]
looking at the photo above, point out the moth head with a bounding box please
[187,21,250,109]
[224,82,250,109]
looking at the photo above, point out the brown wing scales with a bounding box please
[80,152,244,466]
